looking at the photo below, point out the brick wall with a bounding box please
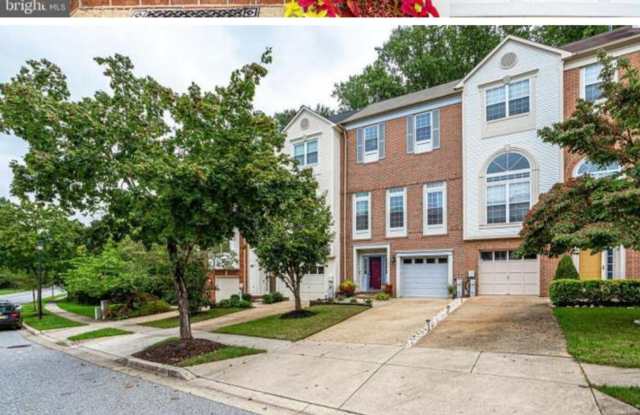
[341,103,465,295]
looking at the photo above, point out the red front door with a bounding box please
[369,257,382,290]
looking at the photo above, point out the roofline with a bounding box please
[281,105,338,133]
[456,35,571,88]
[563,32,640,61]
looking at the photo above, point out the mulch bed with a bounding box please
[280,309,317,319]
[133,338,224,366]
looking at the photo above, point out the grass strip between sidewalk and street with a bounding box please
[178,345,265,367]
[214,304,368,341]
[68,327,133,342]
[21,302,86,331]
[140,307,245,329]
[554,307,640,368]
[596,385,640,409]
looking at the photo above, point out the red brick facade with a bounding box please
[341,103,465,296]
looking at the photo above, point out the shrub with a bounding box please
[272,291,285,302]
[262,293,274,304]
[219,295,252,309]
[550,279,640,306]
[339,280,356,297]
[241,293,253,302]
[349,298,358,304]
[374,292,390,301]
[364,298,372,306]
[106,299,171,320]
[218,299,231,307]
[554,255,579,280]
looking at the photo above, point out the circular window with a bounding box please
[300,118,309,130]
[500,52,518,69]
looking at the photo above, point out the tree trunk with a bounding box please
[168,242,193,341]
[37,270,43,320]
[293,283,302,312]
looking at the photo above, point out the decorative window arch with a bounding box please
[574,159,621,179]
[485,151,532,224]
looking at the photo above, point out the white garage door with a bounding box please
[451,0,640,17]
[479,250,539,295]
[400,256,449,298]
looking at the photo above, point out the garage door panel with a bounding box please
[479,254,539,296]
[400,260,448,298]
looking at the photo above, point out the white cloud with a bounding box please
[0,24,395,201]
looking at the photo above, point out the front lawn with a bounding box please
[140,307,245,329]
[596,386,640,410]
[55,301,97,319]
[21,302,86,331]
[554,307,640,368]
[214,304,368,341]
[68,327,132,342]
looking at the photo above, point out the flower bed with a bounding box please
[285,0,440,17]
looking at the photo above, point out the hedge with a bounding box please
[550,279,640,306]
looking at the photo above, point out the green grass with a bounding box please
[178,345,265,367]
[596,386,640,409]
[21,302,86,331]
[214,305,368,341]
[140,307,246,329]
[554,307,640,368]
[0,288,25,296]
[55,301,97,319]
[68,327,132,342]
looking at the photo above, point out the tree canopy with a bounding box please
[520,55,640,256]
[333,26,616,110]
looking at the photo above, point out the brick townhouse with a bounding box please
[217,27,640,302]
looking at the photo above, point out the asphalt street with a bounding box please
[0,286,66,304]
[0,329,256,415]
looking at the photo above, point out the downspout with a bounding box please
[342,127,348,283]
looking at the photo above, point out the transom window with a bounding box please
[583,63,604,103]
[364,125,379,153]
[486,152,531,224]
[415,112,432,143]
[575,159,621,178]
[293,139,318,166]
[486,79,530,122]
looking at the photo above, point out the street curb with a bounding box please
[115,356,196,381]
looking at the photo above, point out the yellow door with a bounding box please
[579,250,601,280]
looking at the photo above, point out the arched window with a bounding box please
[575,160,621,178]
[486,152,531,224]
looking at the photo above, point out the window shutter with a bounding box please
[356,128,364,163]
[432,109,440,149]
[406,115,415,154]
[378,123,386,159]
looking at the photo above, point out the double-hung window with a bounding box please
[583,63,604,103]
[356,123,385,164]
[414,112,432,152]
[386,188,406,237]
[485,79,530,122]
[424,181,447,235]
[485,152,531,225]
[353,192,371,239]
[292,139,319,166]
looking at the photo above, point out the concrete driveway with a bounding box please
[417,296,568,356]
[308,298,449,345]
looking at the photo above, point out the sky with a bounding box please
[0,22,397,201]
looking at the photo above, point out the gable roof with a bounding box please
[340,79,460,125]
[562,26,640,53]
[456,35,571,88]
[328,110,358,124]
[282,105,338,133]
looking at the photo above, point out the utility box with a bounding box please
[468,272,477,297]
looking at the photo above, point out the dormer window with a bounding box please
[485,79,530,122]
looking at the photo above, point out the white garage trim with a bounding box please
[396,249,454,297]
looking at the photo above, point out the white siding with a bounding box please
[462,40,564,241]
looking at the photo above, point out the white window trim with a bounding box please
[292,138,319,167]
[485,78,531,123]
[424,182,447,236]
[353,192,371,240]
[580,62,618,104]
[573,158,622,179]
[363,125,379,164]
[386,187,407,238]
[485,171,531,225]
[414,111,433,154]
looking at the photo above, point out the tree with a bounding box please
[333,26,614,110]
[252,168,332,312]
[0,51,292,340]
[520,55,640,257]
[273,104,337,131]
[554,255,579,280]
[0,199,82,318]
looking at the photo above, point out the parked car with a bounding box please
[0,300,22,329]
